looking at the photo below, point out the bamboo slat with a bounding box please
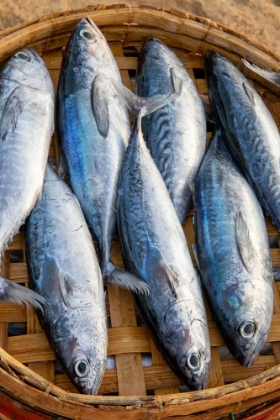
[0,4,279,420]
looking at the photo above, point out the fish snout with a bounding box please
[187,369,209,391]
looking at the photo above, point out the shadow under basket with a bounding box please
[1,4,280,420]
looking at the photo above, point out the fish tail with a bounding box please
[113,68,181,120]
[243,58,280,88]
[0,277,45,312]
[102,261,150,295]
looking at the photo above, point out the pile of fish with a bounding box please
[0,15,279,396]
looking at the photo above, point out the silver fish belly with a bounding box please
[205,50,280,230]
[194,127,273,367]
[26,165,107,395]
[116,88,211,390]
[137,37,206,223]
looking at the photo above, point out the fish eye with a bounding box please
[186,352,200,371]
[14,51,30,61]
[239,321,256,339]
[79,28,96,41]
[74,359,90,377]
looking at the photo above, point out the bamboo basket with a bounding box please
[0,4,280,419]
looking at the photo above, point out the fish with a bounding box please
[0,47,55,310]
[26,165,107,395]
[115,82,211,390]
[194,126,273,367]
[57,17,148,294]
[205,50,280,230]
[243,58,280,88]
[137,37,206,223]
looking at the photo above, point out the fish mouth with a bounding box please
[86,16,95,27]
[238,351,257,368]
[205,50,225,74]
[145,37,164,45]
[205,50,225,64]
[77,379,97,395]
[237,338,264,368]
[186,372,209,391]
[85,16,103,35]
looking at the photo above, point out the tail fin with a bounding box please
[113,68,181,119]
[0,277,45,312]
[243,58,280,88]
[103,261,149,295]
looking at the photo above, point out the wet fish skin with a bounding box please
[0,48,54,309]
[205,50,280,230]
[194,127,273,367]
[26,165,107,395]
[137,37,206,223]
[116,85,211,390]
[57,17,141,290]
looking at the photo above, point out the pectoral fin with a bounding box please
[142,235,180,298]
[0,86,25,141]
[59,272,81,307]
[91,75,109,138]
[40,254,79,307]
[235,211,254,274]
[242,82,256,106]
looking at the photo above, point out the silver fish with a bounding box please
[0,47,54,310]
[57,17,148,294]
[137,38,206,223]
[194,127,273,367]
[205,50,280,230]
[115,83,211,390]
[26,165,107,395]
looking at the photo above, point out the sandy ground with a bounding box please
[0,0,280,57]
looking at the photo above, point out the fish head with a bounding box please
[204,50,247,107]
[224,306,272,368]
[140,37,168,60]
[218,278,273,368]
[162,302,211,390]
[2,48,53,92]
[64,17,117,70]
[177,318,211,390]
[53,310,107,394]
[137,37,183,97]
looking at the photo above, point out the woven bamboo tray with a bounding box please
[0,4,280,419]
